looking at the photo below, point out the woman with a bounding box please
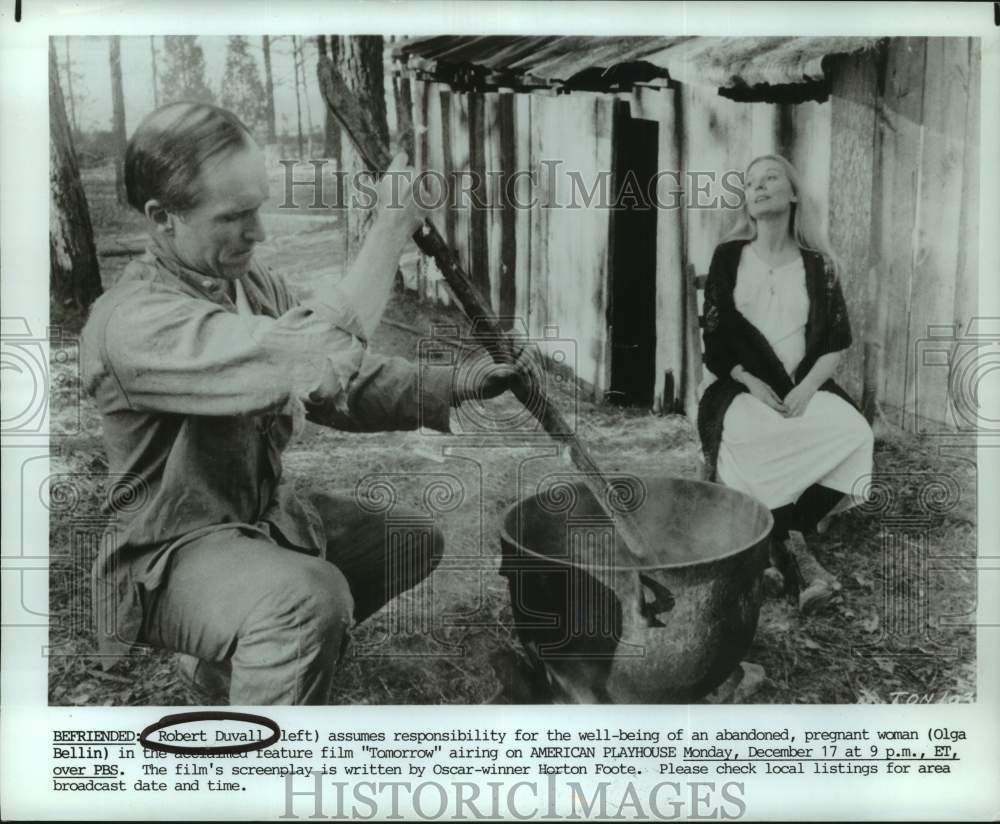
[697,154,874,614]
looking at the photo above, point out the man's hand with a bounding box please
[450,347,534,407]
[783,379,818,417]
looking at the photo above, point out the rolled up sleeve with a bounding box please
[89,278,453,433]
[309,355,453,433]
[95,282,366,417]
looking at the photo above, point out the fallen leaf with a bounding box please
[853,571,874,590]
[875,658,896,675]
[856,686,882,704]
[802,637,820,650]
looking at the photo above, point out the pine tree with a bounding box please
[109,36,127,204]
[160,36,215,105]
[261,35,276,144]
[328,36,389,259]
[49,40,102,325]
[220,35,266,131]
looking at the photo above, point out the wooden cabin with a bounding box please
[389,36,980,432]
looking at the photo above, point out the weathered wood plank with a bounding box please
[528,94,552,341]
[395,70,414,160]
[787,100,832,246]
[909,38,970,429]
[467,91,490,301]
[423,82,450,304]
[483,92,503,314]
[952,38,980,357]
[513,93,533,330]
[878,37,927,426]
[529,92,613,394]
[437,86,457,269]
[405,73,429,294]
[862,44,889,423]
[750,102,779,158]
[827,49,880,403]
[681,86,757,276]
[679,84,758,415]
[497,92,518,324]
[450,93,473,291]
[631,85,685,413]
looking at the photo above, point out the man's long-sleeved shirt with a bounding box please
[80,245,453,658]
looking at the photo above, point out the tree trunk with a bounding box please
[261,35,277,144]
[49,41,102,326]
[109,36,128,205]
[333,36,389,259]
[297,38,315,155]
[317,37,342,166]
[150,36,160,107]
[316,36,347,262]
[393,63,414,161]
[63,36,77,136]
[291,35,304,156]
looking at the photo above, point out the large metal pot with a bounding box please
[499,476,772,703]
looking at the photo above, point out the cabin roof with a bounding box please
[390,35,882,100]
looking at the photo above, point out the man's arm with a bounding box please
[306,353,453,433]
[88,281,368,418]
[87,153,428,419]
[336,153,424,340]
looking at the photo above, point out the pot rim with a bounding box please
[499,475,774,572]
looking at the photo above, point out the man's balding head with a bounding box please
[125,102,256,215]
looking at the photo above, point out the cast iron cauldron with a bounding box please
[499,476,772,703]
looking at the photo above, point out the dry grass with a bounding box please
[46,166,976,706]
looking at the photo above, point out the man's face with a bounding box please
[169,141,270,280]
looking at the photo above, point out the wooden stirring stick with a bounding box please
[317,57,662,567]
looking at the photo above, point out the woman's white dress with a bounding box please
[703,245,873,510]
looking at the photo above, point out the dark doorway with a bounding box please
[608,102,658,406]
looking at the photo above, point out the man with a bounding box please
[81,102,519,705]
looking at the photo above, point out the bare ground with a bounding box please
[46,165,977,706]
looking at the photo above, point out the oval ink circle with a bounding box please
[138,711,280,755]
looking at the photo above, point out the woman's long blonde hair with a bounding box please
[722,154,841,276]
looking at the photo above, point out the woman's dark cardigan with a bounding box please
[696,239,858,482]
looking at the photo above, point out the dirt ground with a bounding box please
[47,165,977,706]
